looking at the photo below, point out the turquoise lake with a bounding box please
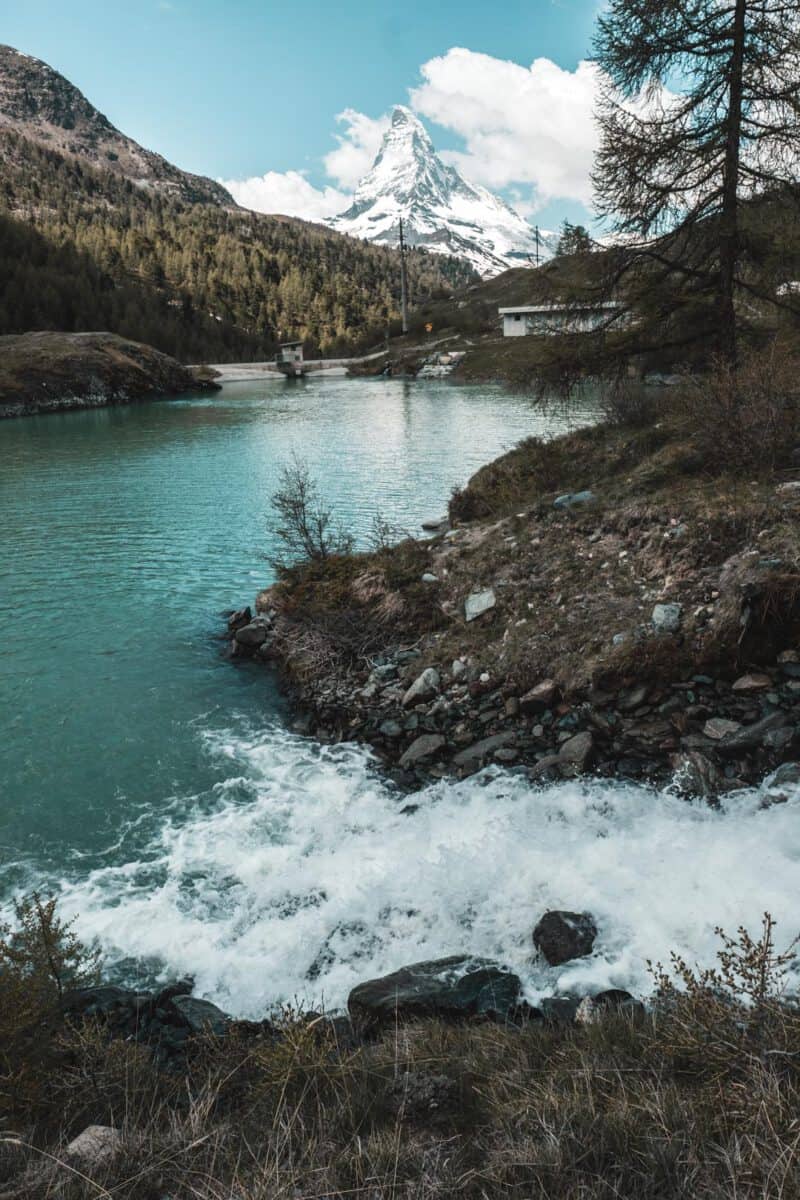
[2,376,797,1015]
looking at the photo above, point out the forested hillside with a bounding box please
[0,131,474,361]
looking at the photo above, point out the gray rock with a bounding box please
[553,490,595,509]
[348,955,522,1026]
[731,672,772,693]
[716,711,790,754]
[65,1126,123,1169]
[421,573,439,583]
[421,516,449,532]
[703,717,742,740]
[380,719,403,739]
[618,684,649,712]
[558,731,594,774]
[452,659,467,678]
[234,620,270,647]
[465,589,497,622]
[400,733,446,767]
[402,667,441,708]
[533,911,598,966]
[452,732,516,768]
[520,679,558,715]
[652,603,682,634]
[170,995,230,1037]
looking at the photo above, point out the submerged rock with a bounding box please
[533,910,598,966]
[348,955,522,1026]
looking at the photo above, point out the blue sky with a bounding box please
[5,0,604,229]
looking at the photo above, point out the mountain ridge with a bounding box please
[0,43,235,207]
[329,106,556,277]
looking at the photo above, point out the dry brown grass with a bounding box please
[3,908,800,1199]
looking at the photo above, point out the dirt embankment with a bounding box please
[231,418,800,795]
[0,330,219,417]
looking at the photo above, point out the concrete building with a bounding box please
[499,301,624,337]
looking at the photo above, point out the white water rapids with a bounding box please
[50,723,800,1017]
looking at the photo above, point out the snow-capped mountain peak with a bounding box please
[328,105,553,276]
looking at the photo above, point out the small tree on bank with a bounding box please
[269,455,353,573]
[593,0,800,364]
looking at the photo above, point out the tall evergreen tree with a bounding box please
[593,0,800,362]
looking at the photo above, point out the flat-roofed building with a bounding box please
[499,301,624,337]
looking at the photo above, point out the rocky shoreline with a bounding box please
[0,330,219,417]
[231,596,800,797]
[61,906,644,1066]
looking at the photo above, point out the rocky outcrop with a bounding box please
[0,44,234,207]
[0,331,219,417]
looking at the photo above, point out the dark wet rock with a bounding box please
[400,733,446,767]
[452,731,516,768]
[538,996,583,1023]
[672,750,724,798]
[618,684,649,712]
[227,606,252,634]
[715,711,790,754]
[169,995,229,1037]
[348,955,522,1027]
[533,910,598,966]
[558,731,595,775]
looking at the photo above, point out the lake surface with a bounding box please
[2,376,798,1014]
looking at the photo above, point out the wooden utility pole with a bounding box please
[534,225,541,267]
[399,218,409,334]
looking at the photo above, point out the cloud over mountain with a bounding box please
[222,49,601,223]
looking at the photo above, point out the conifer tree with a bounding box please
[593,0,800,362]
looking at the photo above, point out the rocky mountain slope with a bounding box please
[329,106,556,277]
[0,49,474,360]
[0,44,233,206]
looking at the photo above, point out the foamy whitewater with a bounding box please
[41,724,800,1017]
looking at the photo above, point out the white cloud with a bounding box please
[220,109,389,220]
[221,170,350,221]
[324,109,390,189]
[409,48,601,211]
[222,48,604,222]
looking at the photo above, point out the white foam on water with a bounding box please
[47,726,800,1017]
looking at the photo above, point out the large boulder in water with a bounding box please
[533,910,598,966]
[348,955,522,1027]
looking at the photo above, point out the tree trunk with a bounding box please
[718,0,747,365]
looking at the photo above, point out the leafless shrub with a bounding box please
[600,376,658,428]
[269,454,353,573]
[676,340,800,471]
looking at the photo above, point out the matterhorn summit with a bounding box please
[328,106,553,277]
